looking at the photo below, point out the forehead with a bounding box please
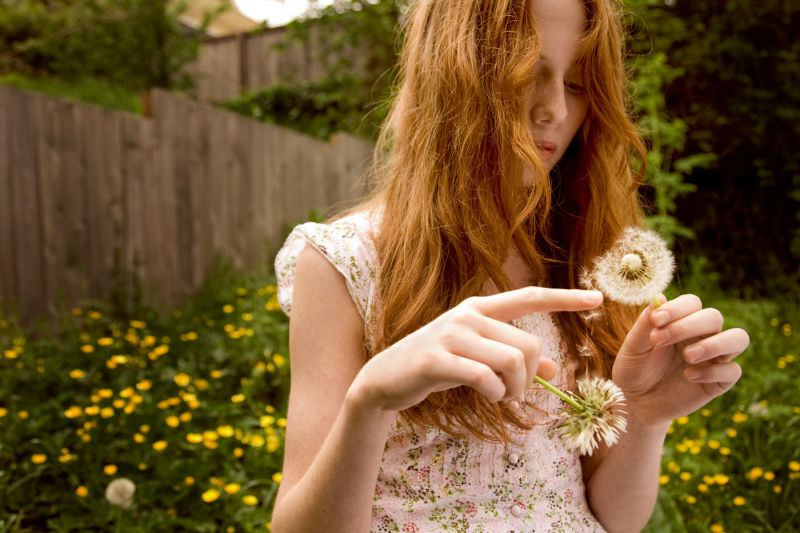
[531,0,587,63]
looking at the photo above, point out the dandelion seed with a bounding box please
[105,478,135,508]
[585,227,675,305]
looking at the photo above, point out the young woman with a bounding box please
[270,0,750,531]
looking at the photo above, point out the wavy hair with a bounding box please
[353,0,647,442]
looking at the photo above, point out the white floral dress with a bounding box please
[275,211,606,533]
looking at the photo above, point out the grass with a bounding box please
[0,72,143,114]
[0,255,797,532]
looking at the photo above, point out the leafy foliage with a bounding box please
[0,0,222,91]
[0,261,288,531]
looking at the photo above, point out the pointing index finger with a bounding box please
[469,287,603,323]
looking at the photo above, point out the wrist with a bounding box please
[622,407,671,440]
[344,378,397,429]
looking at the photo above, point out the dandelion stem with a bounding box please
[651,295,662,308]
[533,376,583,411]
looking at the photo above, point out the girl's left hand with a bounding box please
[611,294,750,429]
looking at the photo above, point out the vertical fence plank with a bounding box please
[152,89,181,309]
[206,106,230,267]
[0,85,17,317]
[8,88,45,324]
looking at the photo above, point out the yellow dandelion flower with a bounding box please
[97,337,113,346]
[174,373,191,387]
[703,475,715,485]
[204,440,219,450]
[726,428,738,438]
[138,463,147,470]
[698,483,708,493]
[4,349,18,359]
[250,435,265,447]
[659,475,669,485]
[676,416,689,425]
[224,483,241,494]
[98,389,113,399]
[260,416,275,428]
[748,467,763,480]
[80,345,94,354]
[210,370,223,379]
[69,369,86,379]
[134,433,146,443]
[243,495,258,506]
[242,313,253,322]
[686,495,697,504]
[218,425,234,438]
[789,461,800,472]
[201,489,220,503]
[100,407,114,418]
[194,379,209,390]
[710,524,724,533]
[179,412,192,423]
[732,413,748,424]
[130,320,146,329]
[104,464,118,475]
[185,476,195,485]
[774,485,782,494]
[166,416,180,428]
[764,471,775,481]
[136,380,152,391]
[18,410,29,419]
[222,305,234,314]
[84,405,100,416]
[733,497,745,506]
[120,387,135,398]
[64,406,82,418]
[272,472,282,483]
[234,447,244,458]
[720,447,731,456]
[231,394,245,403]
[267,435,280,452]
[76,486,89,497]
[277,418,287,428]
[88,310,102,319]
[0,407,7,417]
[32,454,47,464]
[690,446,701,455]
[714,474,729,485]
[680,472,692,481]
[152,441,168,451]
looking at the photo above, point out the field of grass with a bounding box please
[0,258,797,532]
[0,73,143,114]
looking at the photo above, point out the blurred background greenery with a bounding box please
[1,0,799,531]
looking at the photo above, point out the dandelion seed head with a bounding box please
[105,478,135,509]
[557,377,627,456]
[588,227,674,305]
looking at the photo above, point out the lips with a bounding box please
[534,141,556,161]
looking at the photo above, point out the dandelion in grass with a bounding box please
[582,227,674,306]
[105,478,135,508]
[535,375,627,455]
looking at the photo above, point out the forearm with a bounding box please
[585,417,670,533]
[271,389,395,533]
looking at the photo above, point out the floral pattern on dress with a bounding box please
[275,211,607,533]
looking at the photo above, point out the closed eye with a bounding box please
[565,80,585,94]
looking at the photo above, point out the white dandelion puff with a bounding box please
[105,478,136,509]
[537,376,627,456]
[581,308,603,323]
[587,227,675,305]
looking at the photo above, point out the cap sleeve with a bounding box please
[274,212,379,323]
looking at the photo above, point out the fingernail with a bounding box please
[685,346,704,363]
[685,369,701,381]
[582,291,602,305]
[652,310,669,327]
[652,329,669,345]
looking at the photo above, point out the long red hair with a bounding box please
[350,0,646,442]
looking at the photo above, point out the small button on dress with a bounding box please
[510,503,525,517]
[507,452,520,465]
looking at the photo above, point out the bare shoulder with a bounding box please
[277,244,366,501]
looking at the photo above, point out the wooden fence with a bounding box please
[0,84,374,327]
[187,25,367,102]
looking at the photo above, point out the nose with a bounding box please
[530,79,568,127]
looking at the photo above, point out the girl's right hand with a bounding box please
[347,287,604,413]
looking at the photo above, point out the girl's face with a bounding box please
[526,0,588,174]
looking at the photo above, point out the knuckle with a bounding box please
[461,296,482,309]
[451,308,478,327]
[438,330,461,349]
[503,349,525,373]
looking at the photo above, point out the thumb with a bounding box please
[618,294,667,357]
[536,357,558,382]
